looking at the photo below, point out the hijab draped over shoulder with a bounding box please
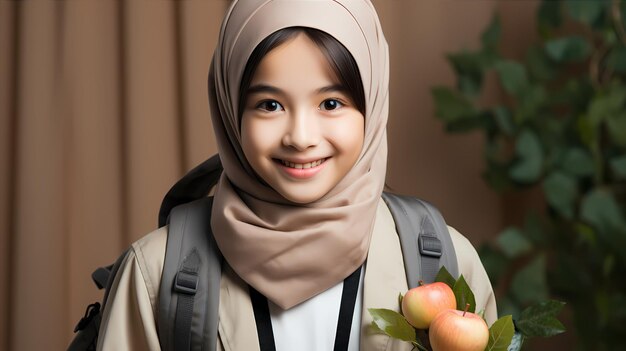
[209,0,390,309]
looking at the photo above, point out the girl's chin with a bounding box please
[274,184,330,204]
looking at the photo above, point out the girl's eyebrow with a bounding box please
[247,83,347,96]
[316,84,347,94]
[247,84,282,96]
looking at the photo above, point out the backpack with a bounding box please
[67,154,459,351]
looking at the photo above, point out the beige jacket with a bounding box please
[97,199,497,351]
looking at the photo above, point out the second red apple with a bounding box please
[428,308,489,351]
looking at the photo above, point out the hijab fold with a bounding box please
[209,0,390,309]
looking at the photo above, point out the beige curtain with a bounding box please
[0,1,540,350]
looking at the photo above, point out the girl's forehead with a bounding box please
[250,35,339,87]
[222,0,378,114]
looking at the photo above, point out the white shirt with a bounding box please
[268,266,365,351]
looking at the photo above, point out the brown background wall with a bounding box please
[0,1,542,350]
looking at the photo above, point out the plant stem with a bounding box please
[590,48,602,90]
[412,342,429,351]
[612,0,626,45]
[592,140,604,186]
[463,303,470,317]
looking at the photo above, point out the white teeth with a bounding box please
[280,158,324,169]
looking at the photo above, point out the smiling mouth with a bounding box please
[273,158,328,169]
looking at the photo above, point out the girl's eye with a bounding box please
[256,100,284,112]
[319,99,344,111]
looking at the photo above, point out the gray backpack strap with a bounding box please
[158,197,222,351]
[381,192,459,287]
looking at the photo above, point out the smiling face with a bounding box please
[240,33,365,204]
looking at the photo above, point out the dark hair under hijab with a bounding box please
[238,26,366,121]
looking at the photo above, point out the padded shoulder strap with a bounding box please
[381,192,459,288]
[158,197,222,351]
[158,154,222,227]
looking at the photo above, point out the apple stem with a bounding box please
[463,303,470,317]
[418,280,424,286]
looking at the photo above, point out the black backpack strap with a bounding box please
[158,197,223,351]
[66,302,101,351]
[67,248,130,351]
[158,154,223,227]
[381,192,459,287]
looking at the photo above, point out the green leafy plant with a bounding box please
[369,267,564,351]
[432,1,626,349]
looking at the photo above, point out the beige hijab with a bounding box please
[209,0,390,309]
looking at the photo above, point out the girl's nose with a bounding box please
[282,109,320,151]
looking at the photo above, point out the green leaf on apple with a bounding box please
[485,315,515,351]
[516,300,566,338]
[435,265,456,289]
[368,308,417,343]
[453,275,476,313]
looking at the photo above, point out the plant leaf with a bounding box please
[545,36,591,62]
[486,315,515,351]
[497,227,533,258]
[580,189,626,248]
[610,155,626,179]
[435,265,456,289]
[577,114,596,147]
[523,212,545,245]
[588,88,626,127]
[453,275,476,313]
[369,320,384,334]
[511,255,548,304]
[431,87,476,123]
[483,161,513,192]
[560,148,595,178]
[447,51,486,96]
[607,46,626,72]
[526,44,557,81]
[368,308,416,342]
[537,0,562,31]
[517,300,566,337]
[494,60,529,96]
[607,113,626,147]
[446,112,491,133]
[493,106,516,136]
[509,129,543,183]
[565,0,604,25]
[478,244,509,286]
[507,331,525,351]
[482,15,501,50]
[542,171,578,219]
[516,85,547,122]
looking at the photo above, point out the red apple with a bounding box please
[429,307,489,351]
[401,281,456,329]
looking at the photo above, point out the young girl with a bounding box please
[97,1,497,350]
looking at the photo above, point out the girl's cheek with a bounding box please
[242,115,286,151]
[323,114,365,152]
